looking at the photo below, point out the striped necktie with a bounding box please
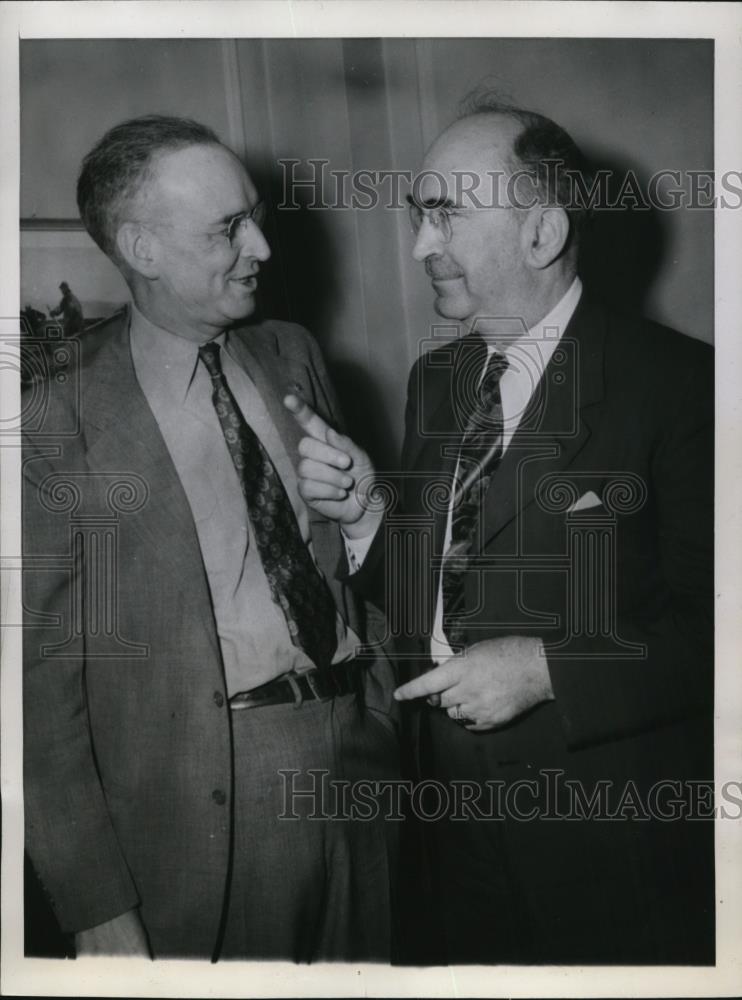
[441,343,509,648]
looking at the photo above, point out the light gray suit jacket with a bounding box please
[22,308,396,956]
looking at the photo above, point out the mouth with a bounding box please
[426,263,464,283]
[430,275,464,288]
[231,274,258,291]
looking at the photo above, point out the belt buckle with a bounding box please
[286,673,305,709]
[305,669,333,703]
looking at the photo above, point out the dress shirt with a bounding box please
[130,305,358,695]
[345,277,583,662]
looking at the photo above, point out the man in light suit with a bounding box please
[291,98,714,963]
[23,115,398,961]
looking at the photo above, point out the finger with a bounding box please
[283,395,332,443]
[439,686,466,709]
[326,426,365,462]
[394,659,465,701]
[297,478,349,503]
[298,458,353,489]
[298,436,352,470]
[426,693,441,708]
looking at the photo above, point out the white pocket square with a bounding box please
[567,490,603,513]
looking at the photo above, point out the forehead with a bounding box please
[419,114,520,200]
[144,143,255,221]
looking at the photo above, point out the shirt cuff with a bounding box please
[343,529,375,574]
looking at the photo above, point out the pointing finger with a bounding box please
[283,395,332,443]
[393,659,465,701]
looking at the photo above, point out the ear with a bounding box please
[116,222,160,279]
[523,206,570,269]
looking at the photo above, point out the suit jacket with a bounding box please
[353,295,714,962]
[22,308,396,957]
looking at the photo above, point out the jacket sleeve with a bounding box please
[547,349,714,749]
[23,440,140,933]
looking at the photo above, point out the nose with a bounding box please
[237,222,271,262]
[411,217,444,263]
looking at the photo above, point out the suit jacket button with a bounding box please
[212,789,227,806]
[213,691,224,708]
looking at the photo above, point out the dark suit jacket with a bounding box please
[353,295,714,963]
[22,308,396,957]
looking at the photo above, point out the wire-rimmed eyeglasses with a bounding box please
[406,194,455,244]
[224,200,267,248]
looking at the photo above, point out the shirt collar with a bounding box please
[129,303,228,405]
[482,276,582,368]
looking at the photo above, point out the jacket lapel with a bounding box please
[480,296,606,548]
[227,327,309,474]
[81,311,220,650]
[405,338,473,549]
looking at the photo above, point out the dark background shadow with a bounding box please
[250,160,400,469]
[577,151,667,320]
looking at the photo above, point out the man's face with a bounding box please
[140,143,270,341]
[412,115,532,330]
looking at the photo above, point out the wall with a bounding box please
[20,37,713,463]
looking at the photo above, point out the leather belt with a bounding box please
[229,659,361,710]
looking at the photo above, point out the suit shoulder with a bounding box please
[603,307,712,372]
[592,305,711,405]
[231,318,318,361]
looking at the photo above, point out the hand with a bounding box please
[75,908,152,958]
[394,636,554,732]
[284,394,382,540]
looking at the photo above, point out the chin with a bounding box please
[433,293,474,321]
[224,299,257,324]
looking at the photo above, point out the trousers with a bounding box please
[218,691,399,961]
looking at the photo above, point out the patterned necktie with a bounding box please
[199,341,338,669]
[441,342,509,648]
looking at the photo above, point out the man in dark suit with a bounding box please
[23,115,398,961]
[291,99,714,964]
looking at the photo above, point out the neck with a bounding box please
[130,281,222,345]
[471,267,576,339]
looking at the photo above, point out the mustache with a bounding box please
[425,258,464,280]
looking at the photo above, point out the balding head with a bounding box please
[409,101,585,331]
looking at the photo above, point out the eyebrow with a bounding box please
[213,200,263,226]
[405,193,456,211]
[214,210,247,226]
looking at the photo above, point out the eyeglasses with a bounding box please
[150,199,268,250]
[406,194,455,244]
[223,200,267,247]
